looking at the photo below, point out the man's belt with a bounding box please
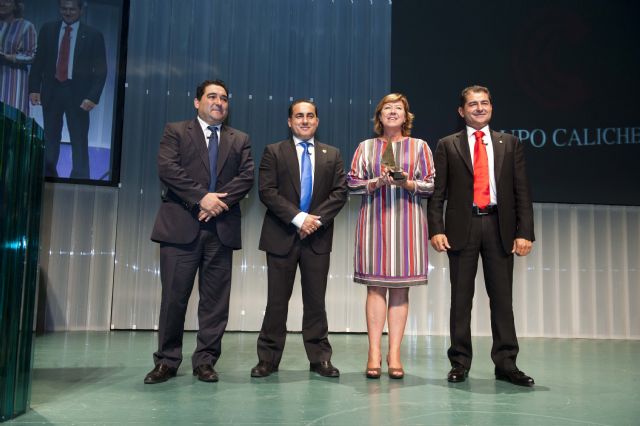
[472,205,497,216]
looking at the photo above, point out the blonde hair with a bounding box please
[373,93,415,136]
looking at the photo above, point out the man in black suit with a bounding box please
[250,100,347,378]
[427,85,536,387]
[144,79,254,384]
[29,0,107,179]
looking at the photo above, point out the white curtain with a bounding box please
[36,1,640,339]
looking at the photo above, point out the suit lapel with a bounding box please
[491,130,505,183]
[217,125,233,175]
[74,24,85,65]
[282,139,301,198]
[53,21,63,57]
[188,118,210,174]
[312,141,328,203]
[453,130,473,175]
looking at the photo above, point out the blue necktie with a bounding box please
[299,141,312,212]
[208,125,218,191]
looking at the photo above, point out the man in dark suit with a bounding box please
[144,79,254,384]
[427,85,536,387]
[250,99,347,378]
[29,0,107,179]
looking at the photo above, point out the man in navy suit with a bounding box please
[29,0,107,179]
[427,85,536,387]
[144,79,254,384]
[250,100,347,378]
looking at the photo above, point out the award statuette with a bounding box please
[381,141,406,181]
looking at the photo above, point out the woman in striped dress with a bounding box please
[0,0,36,114]
[347,93,435,379]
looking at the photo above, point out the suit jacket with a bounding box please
[151,119,254,249]
[28,20,107,104]
[258,138,347,256]
[427,129,534,254]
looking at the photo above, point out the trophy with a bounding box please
[381,142,406,181]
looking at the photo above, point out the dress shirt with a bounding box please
[291,136,317,228]
[466,125,497,206]
[197,116,220,148]
[57,21,79,80]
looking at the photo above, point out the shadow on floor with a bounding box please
[32,367,124,403]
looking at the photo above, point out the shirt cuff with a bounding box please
[291,212,308,229]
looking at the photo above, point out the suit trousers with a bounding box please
[154,224,232,369]
[257,238,332,366]
[446,212,519,372]
[42,81,90,178]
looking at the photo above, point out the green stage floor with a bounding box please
[7,332,640,425]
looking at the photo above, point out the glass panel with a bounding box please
[0,102,45,421]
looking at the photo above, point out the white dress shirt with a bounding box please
[291,135,317,228]
[466,125,497,206]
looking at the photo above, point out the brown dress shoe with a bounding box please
[447,365,469,383]
[193,364,219,382]
[250,360,278,378]
[495,368,535,387]
[310,361,340,377]
[144,364,177,384]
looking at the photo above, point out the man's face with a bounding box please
[0,0,17,18]
[194,84,229,125]
[458,91,493,130]
[288,102,319,140]
[60,0,82,25]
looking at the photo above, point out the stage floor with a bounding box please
[8,332,639,425]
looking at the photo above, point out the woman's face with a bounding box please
[379,101,406,131]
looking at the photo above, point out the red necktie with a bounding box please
[55,25,72,82]
[473,130,490,209]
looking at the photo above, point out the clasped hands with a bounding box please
[372,166,414,191]
[198,192,228,222]
[299,214,322,240]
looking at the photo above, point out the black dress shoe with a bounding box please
[310,361,340,377]
[495,368,535,387]
[193,364,219,382]
[144,364,177,384]
[250,360,278,378]
[447,364,469,383]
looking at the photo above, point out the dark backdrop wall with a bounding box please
[391,0,640,206]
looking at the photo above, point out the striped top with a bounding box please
[347,138,435,287]
[0,18,37,114]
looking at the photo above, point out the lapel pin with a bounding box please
[499,140,503,144]
[322,149,327,153]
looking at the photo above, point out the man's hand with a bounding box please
[512,238,532,256]
[198,210,212,222]
[29,93,41,106]
[298,214,322,239]
[80,99,97,111]
[199,192,229,218]
[430,233,450,252]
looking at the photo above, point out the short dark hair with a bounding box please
[460,85,492,107]
[60,0,84,9]
[288,99,318,118]
[196,79,229,100]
